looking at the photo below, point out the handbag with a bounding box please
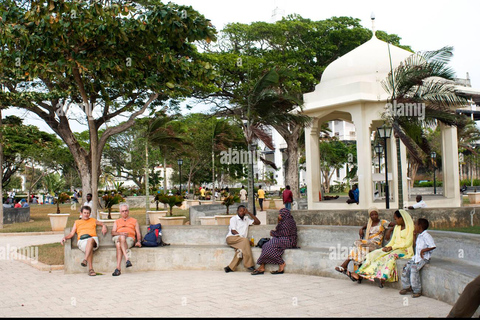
[256,237,270,248]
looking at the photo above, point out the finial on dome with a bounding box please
[371,12,376,38]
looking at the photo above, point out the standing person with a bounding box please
[82,193,95,219]
[111,203,142,276]
[251,208,297,275]
[239,186,247,202]
[407,195,427,209]
[282,185,293,210]
[224,205,261,273]
[257,185,266,211]
[200,187,206,200]
[399,218,436,298]
[447,274,480,318]
[61,206,108,276]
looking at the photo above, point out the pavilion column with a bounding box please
[305,120,321,209]
[352,109,373,209]
[440,124,461,205]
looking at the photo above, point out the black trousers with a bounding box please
[259,198,264,211]
[447,274,480,318]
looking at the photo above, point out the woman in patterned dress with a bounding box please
[251,208,297,275]
[335,206,394,276]
[350,209,414,287]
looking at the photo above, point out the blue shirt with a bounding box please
[353,189,359,202]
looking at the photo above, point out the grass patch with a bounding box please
[433,225,480,234]
[18,242,64,265]
[0,204,189,233]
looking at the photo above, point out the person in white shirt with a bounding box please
[224,205,260,273]
[408,195,427,210]
[82,193,95,219]
[239,186,247,202]
[399,218,436,298]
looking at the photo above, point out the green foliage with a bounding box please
[413,181,443,187]
[460,179,480,187]
[221,195,240,214]
[54,192,70,214]
[42,173,65,195]
[157,194,183,216]
[102,193,124,218]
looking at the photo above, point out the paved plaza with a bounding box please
[0,234,453,317]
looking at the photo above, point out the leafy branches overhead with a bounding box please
[381,46,469,165]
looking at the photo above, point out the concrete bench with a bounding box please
[63,225,480,315]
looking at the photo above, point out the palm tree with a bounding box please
[220,68,311,212]
[381,46,469,207]
[148,112,187,195]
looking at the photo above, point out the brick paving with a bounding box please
[0,234,453,317]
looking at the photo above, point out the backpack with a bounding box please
[141,224,170,247]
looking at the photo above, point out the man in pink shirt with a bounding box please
[282,185,293,210]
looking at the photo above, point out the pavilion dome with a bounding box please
[304,35,413,109]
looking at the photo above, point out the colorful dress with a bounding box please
[256,208,297,265]
[349,219,390,269]
[356,210,414,282]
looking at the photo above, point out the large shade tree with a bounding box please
[0,0,216,216]
[198,15,411,198]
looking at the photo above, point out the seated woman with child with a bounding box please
[335,206,394,279]
[350,209,414,287]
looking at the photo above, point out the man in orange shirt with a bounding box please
[111,203,142,276]
[61,206,108,276]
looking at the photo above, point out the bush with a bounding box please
[413,181,443,187]
[460,179,480,187]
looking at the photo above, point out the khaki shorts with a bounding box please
[77,237,100,253]
[112,236,135,249]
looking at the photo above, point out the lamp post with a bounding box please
[377,125,392,209]
[374,144,384,200]
[177,159,183,197]
[431,152,436,195]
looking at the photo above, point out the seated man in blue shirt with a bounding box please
[346,184,359,204]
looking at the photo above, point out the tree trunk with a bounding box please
[145,141,150,224]
[163,148,167,209]
[247,143,255,214]
[396,136,404,209]
[273,124,302,199]
[0,108,3,229]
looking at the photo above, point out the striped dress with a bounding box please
[257,208,297,265]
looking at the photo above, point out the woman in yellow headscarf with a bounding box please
[351,209,414,288]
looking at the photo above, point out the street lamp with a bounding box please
[377,125,392,209]
[374,144,384,173]
[431,152,436,195]
[177,159,183,197]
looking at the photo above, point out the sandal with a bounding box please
[335,266,347,274]
[88,269,96,276]
[112,268,121,277]
[271,270,284,274]
[251,269,264,275]
[81,259,87,267]
[374,277,384,288]
[346,271,358,282]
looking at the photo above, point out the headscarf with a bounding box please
[364,206,379,240]
[390,209,414,258]
[274,208,297,239]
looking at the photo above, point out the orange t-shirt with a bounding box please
[75,218,97,239]
[115,217,137,239]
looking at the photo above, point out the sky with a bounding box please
[6,0,480,133]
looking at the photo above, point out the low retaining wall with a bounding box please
[189,203,247,225]
[267,208,480,229]
[64,225,480,315]
[125,196,155,209]
[3,207,30,224]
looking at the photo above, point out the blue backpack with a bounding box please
[141,224,170,247]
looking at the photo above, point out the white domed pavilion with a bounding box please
[303,29,461,210]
